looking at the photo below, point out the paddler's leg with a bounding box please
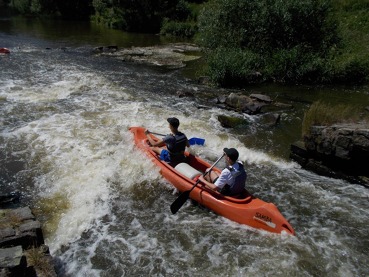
[151,147,162,155]
[151,147,171,163]
[204,168,220,183]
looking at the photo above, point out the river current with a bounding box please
[1,18,369,276]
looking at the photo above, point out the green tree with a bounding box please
[10,0,31,14]
[56,0,94,19]
[9,0,93,18]
[197,0,340,85]
[91,0,196,33]
[117,0,180,32]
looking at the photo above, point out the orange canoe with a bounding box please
[129,127,295,235]
[0,48,10,54]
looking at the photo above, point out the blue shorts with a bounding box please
[160,149,171,162]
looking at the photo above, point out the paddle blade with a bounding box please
[189,137,205,146]
[170,190,191,214]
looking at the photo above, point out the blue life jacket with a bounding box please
[221,162,247,195]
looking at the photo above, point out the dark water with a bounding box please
[1,17,369,277]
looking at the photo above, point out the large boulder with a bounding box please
[224,93,268,114]
[290,123,369,186]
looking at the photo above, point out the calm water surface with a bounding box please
[1,17,369,276]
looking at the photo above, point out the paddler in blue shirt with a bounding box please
[199,148,247,196]
[145,117,190,166]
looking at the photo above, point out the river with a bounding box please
[1,17,369,277]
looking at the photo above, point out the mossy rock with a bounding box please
[218,115,249,128]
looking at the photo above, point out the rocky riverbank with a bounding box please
[94,43,202,69]
[0,193,56,277]
[290,123,369,187]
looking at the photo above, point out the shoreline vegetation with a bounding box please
[1,0,369,87]
[302,101,369,137]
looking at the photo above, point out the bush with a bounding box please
[330,58,369,84]
[206,47,264,87]
[160,20,197,37]
[92,6,126,29]
[198,0,337,52]
[171,0,192,21]
[265,46,325,84]
[10,0,30,14]
[197,0,341,86]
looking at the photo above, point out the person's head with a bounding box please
[167,117,180,130]
[223,148,239,163]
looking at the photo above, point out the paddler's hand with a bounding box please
[204,168,212,175]
[144,129,150,135]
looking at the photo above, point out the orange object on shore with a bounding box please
[0,48,10,54]
[129,127,295,235]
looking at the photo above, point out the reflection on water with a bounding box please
[1,17,369,277]
[0,16,187,48]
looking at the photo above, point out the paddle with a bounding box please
[147,131,205,146]
[170,153,225,214]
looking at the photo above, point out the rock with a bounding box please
[217,95,227,104]
[290,123,369,187]
[243,101,267,114]
[0,246,24,268]
[0,207,44,249]
[198,76,210,85]
[176,90,194,98]
[92,46,103,54]
[290,141,308,166]
[225,93,253,111]
[0,205,57,276]
[106,45,118,51]
[0,192,20,208]
[250,93,272,103]
[223,92,291,115]
[0,246,26,276]
[99,43,201,69]
[259,113,281,126]
[0,228,15,239]
[218,115,249,128]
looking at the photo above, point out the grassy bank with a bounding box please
[302,101,369,136]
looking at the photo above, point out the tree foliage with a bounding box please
[198,0,337,53]
[118,0,180,32]
[91,0,196,33]
[196,0,362,86]
[9,0,93,18]
[5,0,369,86]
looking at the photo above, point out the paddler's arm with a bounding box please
[144,129,166,147]
[198,175,218,191]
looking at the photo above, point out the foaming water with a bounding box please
[1,29,369,277]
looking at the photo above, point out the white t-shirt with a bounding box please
[214,161,242,189]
